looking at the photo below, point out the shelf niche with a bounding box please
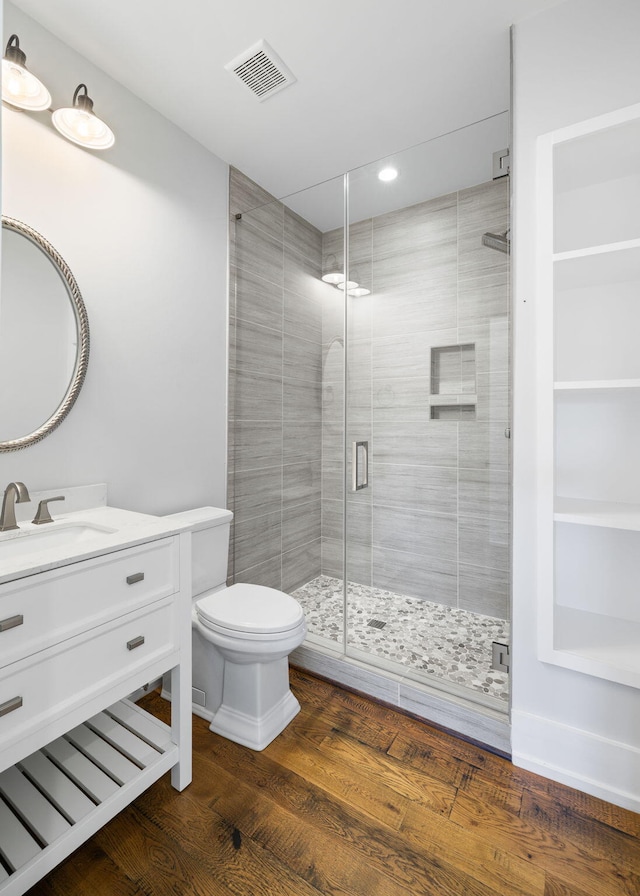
[429,343,476,420]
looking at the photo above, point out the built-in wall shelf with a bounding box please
[537,101,640,688]
[429,393,477,406]
[553,237,640,266]
[554,379,640,392]
[553,243,640,299]
[554,497,640,530]
[543,607,640,690]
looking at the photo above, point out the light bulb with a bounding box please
[378,167,398,182]
[6,65,25,96]
[2,35,51,111]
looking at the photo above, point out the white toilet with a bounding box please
[163,506,306,751]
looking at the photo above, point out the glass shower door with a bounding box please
[343,117,512,710]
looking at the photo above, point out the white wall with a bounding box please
[0,3,229,515]
[512,0,640,812]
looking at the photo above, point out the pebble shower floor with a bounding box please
[293,576,510,703]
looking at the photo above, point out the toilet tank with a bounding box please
[165,506,233,597]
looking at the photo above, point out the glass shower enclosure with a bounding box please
[228,113,511,724]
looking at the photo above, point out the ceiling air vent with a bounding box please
[225,39,296,102]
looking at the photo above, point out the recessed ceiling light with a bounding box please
[378,167,398,182]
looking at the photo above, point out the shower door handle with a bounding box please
[352,441,369,491]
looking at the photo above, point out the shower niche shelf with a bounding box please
[537,101,640,689]
[429,343,476,420]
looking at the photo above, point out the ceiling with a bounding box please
[10,0,562,200]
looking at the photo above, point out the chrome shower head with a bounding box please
[481,230,510,254]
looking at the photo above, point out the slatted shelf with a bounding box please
[0,766,71,845]
[42,737,120,803]
[65,724,141,786]
[18,752,94,824]
[0,699,178,896]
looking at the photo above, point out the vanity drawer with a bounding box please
[0,599,176,751]
[0,537,179,670]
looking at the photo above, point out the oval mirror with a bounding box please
[0,216,89,451]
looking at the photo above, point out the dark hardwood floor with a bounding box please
[27,669,640,895]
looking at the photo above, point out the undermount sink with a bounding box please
[0,497,189,584]
[0,521,118,558]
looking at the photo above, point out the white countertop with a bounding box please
[0,505,191,586]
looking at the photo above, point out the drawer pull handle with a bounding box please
[127,636,145,651]
[0,696,23,717]
[126,572,145,585]
[0,614,23,632]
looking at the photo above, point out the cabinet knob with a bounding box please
[127,636,145,651]
[0,696,23,717]
[0,614,23,632]
[126,572,145,585]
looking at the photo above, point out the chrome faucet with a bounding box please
[0,482,31,532]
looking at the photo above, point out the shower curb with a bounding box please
[291,644,511,756]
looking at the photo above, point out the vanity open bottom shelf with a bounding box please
[0,698,176,895]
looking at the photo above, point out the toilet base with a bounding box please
[206,688,300,751]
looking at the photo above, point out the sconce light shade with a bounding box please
[52,84,115,150]
[321,271,344,285]
[2,34,51,111]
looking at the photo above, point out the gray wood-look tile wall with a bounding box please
[229,167,510,620]
[229,168,324,592]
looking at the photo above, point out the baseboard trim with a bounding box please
[512,709,640,814]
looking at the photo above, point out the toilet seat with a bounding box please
[196,583,304,636]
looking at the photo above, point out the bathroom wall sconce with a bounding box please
[2,35,115,151]
[52,84,115,150]
[2,34,51,111]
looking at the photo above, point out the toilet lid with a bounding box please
[196,583,304,634]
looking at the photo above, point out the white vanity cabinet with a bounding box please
[536,102,640,688]
[0,524,192,895]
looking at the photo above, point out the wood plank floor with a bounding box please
[27,669,640,896]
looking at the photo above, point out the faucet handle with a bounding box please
[32,496,65,526]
